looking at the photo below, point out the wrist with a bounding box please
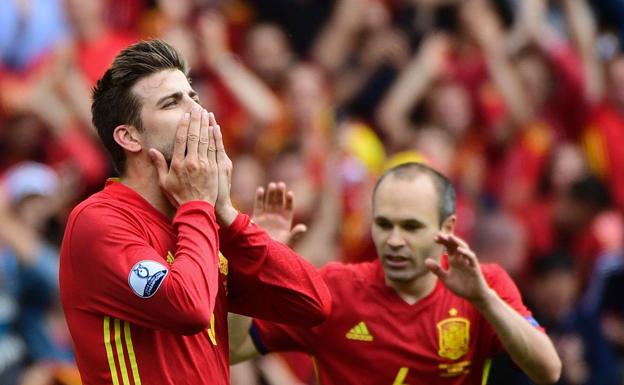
[217,204,238,227]
[470,286,497,310]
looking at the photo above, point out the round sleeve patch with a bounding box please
[128,260,169,298]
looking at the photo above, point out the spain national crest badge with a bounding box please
[437,308,470,360]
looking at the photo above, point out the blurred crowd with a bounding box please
[1,0,624,384]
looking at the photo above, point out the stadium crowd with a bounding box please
[1,0,624,384]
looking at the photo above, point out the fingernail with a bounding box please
[202,109,208,118]
[193,105,201,113]
[184,112,190,121]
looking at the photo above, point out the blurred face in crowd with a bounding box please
[157,0,194,22]
[531,270,577,322]
[474,212,527,278]
[286,64,327,120]
[372,174,450,283]
[64,0,103,37]
[607,56,624,111]
[130,69,201,164]
[245,24,292,86]
[517,53,551,110]
[429,82,472,138]
[270,152,315,219]
[231,155,265,214]
[549,143,588,194]
[15,195,56,232]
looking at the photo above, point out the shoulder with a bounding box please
[65,192,144,245]
[480,263,523,298]
[319,261,379,294]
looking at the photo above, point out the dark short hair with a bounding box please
[92,39,189,174]
[373,162,456,227]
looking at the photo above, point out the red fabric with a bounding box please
[253,260,539,385]
[540,43,589,140]
[60,180,330,385]
[52,127,109,187]
[76,31,136,85]
[584,102,624,212]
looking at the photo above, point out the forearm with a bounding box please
[562,0,604,102]
[212,55,281,125]
[474,288,561,384]
[0,216,39,264]
[483,47,533,125]
[377,56,432,138]
[222,214,331,325]
[312,0,362,74]
[228,313,260,363]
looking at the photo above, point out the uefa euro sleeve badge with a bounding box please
[128,260,169,298]
[437,308,470,360]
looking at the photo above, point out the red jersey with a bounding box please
[60,180,330,385]
[252,260,541,385]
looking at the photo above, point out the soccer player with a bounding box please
[59,40,331,385]
[231,162,562,385]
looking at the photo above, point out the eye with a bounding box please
[401,222,423,232]
[374,219,393,230]
[402,224,419,232]
[163,100,177,108]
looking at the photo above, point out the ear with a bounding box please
[440,214,456,235]
[113,124,142,154]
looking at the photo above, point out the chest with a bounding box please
[316,286,494,384]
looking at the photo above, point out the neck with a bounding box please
[386,272,438,305]
[121,157,176,220]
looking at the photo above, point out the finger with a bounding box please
[214,123,228,163]
[208,124,217,166]
[198,109,209,161]
[288,224,307,246]
[448,233,469,250]
[265,182,277,212]
[285,190,295,223]
[186,105,202,159]
[253,187,265,218]
[457,246,478,267]
[208,111,218,126]
[172,112,190,163]
[148,149,168,186]
[434,232,458,251]
[425,258,448,281]
[276,181,287,214]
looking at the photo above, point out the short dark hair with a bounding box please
[373,162,456,226]
[92,39,189,174]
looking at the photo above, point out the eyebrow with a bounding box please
[374,216,424,226]
[156,90,198,107]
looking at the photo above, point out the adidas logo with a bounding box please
[346,321,374,342]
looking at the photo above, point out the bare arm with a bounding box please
[376,34,449,148]
[562,0,604,103]
[198,11,281,126]
[427,233,562,384]
[473,287,562,384]
[228,313,260,364]
[463,1,533,126]
[311,0,364,74]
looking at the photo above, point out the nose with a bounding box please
[386,227,406,248]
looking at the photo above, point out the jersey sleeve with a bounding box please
[220,213,331,327]
[250,317,322,355]
[482,264,543,354]
[64,201,220,335]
